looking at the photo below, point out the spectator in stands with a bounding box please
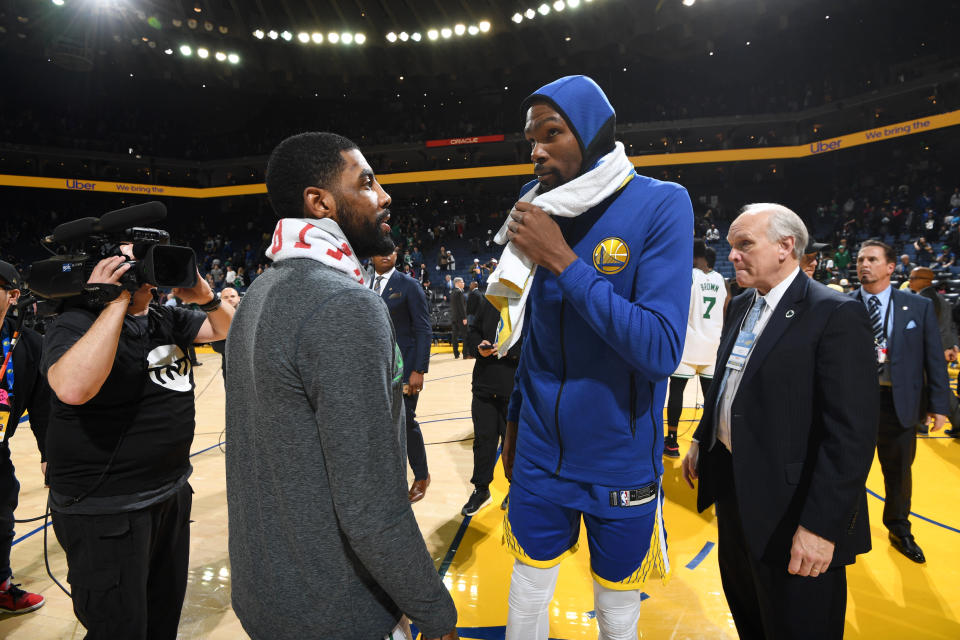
[438,246,449,271]
[950,188,960,210]
[225,263,237,286]
[914,238,936,267]
[450,277,468,359]
[936,245,955,270]
[834,239,851,274]
[896,254,917,277]
[443,274,454,295]
[410,246,424,268]
[800,238,831,280]
[705,224,720,243]
[447,249,456,271]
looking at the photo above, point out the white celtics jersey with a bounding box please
[682,268,727,365]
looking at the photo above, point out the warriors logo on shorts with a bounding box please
[593,237,630,275]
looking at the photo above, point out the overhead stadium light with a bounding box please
[228,53,239,64]
[179,44,192,56]
[355,33,366,44]
[51,0,64,6]
[341,32,353,44]
[297,32,309,43]
[479,20,491,32]
[525,9,536,19]
[554,1,566,10]
[253,29,264,39]
[197,47,209,58]
[538,3,550,15]
[428,29,439,40]
[568,0,580,6]
[412,32,422,41]
[281,30,292,41]
[399,31,409,41]
[441,27,452,38]
[682,0,696,5]
[468,25,479,35]
[164,48,173,55]
[454,24,466,36]
[386,31,397,42]
[215,51,226,61]
[327,32,339,43]
[267,30,278,40]
[312,32,322,43]
[512,13,523,23]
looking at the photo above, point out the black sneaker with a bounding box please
[461,488,491,516]
[663,434,680,458]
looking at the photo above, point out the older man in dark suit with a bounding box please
[682,203,878,640]
[853,241,950,563]
[371,248,434,502]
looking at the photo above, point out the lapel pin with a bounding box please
[785,310,795,318]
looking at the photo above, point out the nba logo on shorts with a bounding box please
[620,490,630,506]
[593,237,630,274]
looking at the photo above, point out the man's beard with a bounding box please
[336,198,394,259]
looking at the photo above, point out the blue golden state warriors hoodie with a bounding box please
[508,76,694,497]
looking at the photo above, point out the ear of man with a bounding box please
[302,186,338,221]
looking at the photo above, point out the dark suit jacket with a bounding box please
[850,286,950,427]
[380,270,431,382]
[450,288,467,322]
[694,272,878,566]
[917,285,957,351]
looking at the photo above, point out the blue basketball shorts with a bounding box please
[502,477,670,589]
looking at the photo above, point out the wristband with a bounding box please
[199,295,222,313]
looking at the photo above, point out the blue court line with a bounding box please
[11,436,227,548]
[437,512,473,580]
[685,541,715,569]
[865,488,960,534]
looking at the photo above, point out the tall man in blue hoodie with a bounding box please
[497,76,693,639]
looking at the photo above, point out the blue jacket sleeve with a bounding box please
[409,280,432,374]
[921,296,951,416]
[506,303,533,423]
[555,188,694,380]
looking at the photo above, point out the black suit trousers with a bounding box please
[403,392,429,480]
[711,444,847,640]
[876,388,917,537]
[469,394,508,489]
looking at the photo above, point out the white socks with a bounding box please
[505,560,643,640]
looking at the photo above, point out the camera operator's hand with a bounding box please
[86,256,132,304]
[172,269,213,305]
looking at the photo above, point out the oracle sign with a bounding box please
[426,134,505,148]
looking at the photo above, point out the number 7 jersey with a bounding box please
[682,267,728,366]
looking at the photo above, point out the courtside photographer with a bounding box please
[34,204,234,639]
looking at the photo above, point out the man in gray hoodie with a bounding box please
[225,132,458,640]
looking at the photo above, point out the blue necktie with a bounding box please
[711,295,765,449]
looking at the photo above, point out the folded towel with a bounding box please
[486,142,635,354]
[266,218,366,286]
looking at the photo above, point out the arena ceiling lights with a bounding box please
[512,0,590,24]
[386,20,490,45]
[253,28,367,46]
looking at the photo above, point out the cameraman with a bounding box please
[0,261,50,615]
[41,250,234,639]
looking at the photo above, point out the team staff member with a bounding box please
[370,247,433,502]
[0,261,50,615]
[683,204,877,639]
[664,241,727,458]
[853,240,950,563]
[42,250,234,639]
[497,75,693,640]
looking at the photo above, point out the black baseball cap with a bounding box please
[805,238,831,254]
[0,261,22,290]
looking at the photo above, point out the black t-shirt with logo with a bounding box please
[41,304,206,501]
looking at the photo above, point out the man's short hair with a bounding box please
[739,203,808,260]
[860,239,896,264]
[453,277,464,285]
[265,132,358,219]
[704,246,717,270]
[693,238,707,259]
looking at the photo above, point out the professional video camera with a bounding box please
[26,201,198,303]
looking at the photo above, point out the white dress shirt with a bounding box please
[717,267,800,451]
[370,268,395,295]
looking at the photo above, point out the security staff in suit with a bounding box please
[449,277,468,359]
[682,204,878,640]
[371,248,434,502]
[853,240,950,563]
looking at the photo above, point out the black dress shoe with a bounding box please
[889,533,926,563]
